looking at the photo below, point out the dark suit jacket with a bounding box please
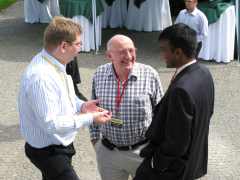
[134,62,215,180]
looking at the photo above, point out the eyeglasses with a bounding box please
[66,41,82,47]
[71,41,82,47]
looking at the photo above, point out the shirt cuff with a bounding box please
[75,96,85,112]
[73,113,93,128]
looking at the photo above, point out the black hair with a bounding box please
[159,23,197,58]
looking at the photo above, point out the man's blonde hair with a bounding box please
[43,16,82,49]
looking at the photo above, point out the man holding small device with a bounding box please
[89,34,164,180]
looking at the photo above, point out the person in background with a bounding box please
[175,0,208,58]
[134,23,214,180]
[90,34,164,180]
[18,16,111,180]
[66,58,88,101]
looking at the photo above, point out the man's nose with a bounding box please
[125,50,131,58]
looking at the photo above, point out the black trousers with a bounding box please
[66,57,81,84]
[169,0,185,16]
[134,158,182,180]
[66,57,87,101]
[25,143,80,180]
[196,42,202,59]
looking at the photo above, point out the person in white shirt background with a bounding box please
[18,16,111,180]
[175,0,208,58]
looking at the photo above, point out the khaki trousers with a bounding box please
[95,141,144,180]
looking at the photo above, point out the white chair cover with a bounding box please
[199,5,236,63]
[101,0,128,28]
[24,0,60,23]
[72,15,102,52]
[125,0,172,31]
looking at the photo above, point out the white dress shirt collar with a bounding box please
[185,8,198,16]
[175,59,197,76]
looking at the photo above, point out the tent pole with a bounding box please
[237,0,240,62]
[92,0,97,54]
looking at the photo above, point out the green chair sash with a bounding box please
[59,0,104,22]
[198,0,234,24]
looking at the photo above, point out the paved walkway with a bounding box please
[0,1,240,179]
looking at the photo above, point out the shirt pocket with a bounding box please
[133,95,152,118]
[133,95,152,137]
[134,94,151,106]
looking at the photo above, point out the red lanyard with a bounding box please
[115,75,128,113]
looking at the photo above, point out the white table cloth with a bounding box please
[59,0,102,52]
[24,0,60,23]
[199,5,236,63]
[125,0,172,31]
[101,0,128,28]
[72,15,102,52]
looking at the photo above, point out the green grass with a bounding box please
[0,0,16,11]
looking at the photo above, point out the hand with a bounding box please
[92,110,112,124]
[81,99,100,113]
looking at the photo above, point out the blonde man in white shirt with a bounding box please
[175,0,208,57]
[18,16,111,180]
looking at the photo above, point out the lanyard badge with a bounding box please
[111,74,128,128]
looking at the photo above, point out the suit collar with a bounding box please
[171,62,199,85]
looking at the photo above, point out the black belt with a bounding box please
[101,138,148,151]
[25,143,75,156]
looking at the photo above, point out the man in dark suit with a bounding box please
[134,23,215,180]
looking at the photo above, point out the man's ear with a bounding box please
[59,41,68,53]
[174,48,183,58]
[105,50,112,61]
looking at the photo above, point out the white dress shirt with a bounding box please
[18,49,93,148]
[175,8,208,42]
[175,59,197,77]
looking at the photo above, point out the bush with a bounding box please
[0,0,16,11]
